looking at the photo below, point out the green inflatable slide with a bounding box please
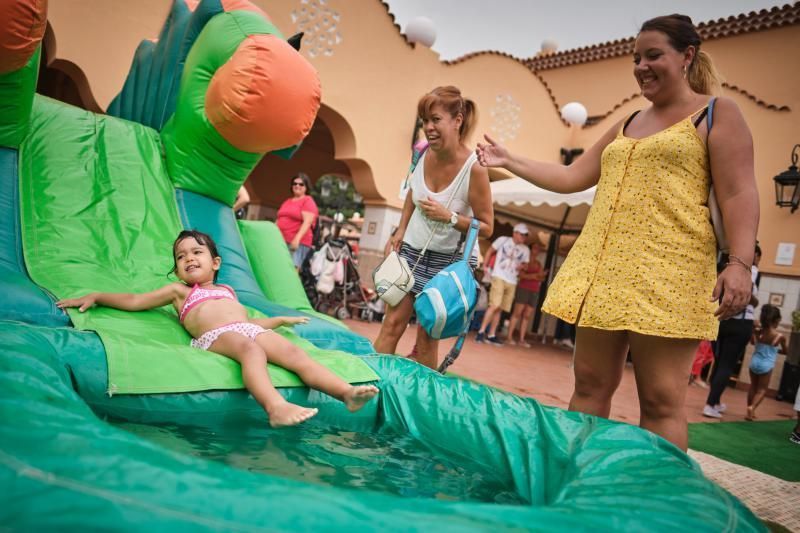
[0,0,764,530]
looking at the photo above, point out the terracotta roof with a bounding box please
[524,3,800,71]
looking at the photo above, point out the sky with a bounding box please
[383,0,786,60]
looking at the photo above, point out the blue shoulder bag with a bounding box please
[414,218,480,341]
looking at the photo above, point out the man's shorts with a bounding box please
[489,277,517,313]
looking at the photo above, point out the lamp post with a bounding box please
[773,144,800,213]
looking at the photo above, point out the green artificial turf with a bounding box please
[688,420,799,481]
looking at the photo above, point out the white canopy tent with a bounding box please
[490,177,597,340]
[491,177,596,234]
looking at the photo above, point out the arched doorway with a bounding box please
[245,103,378,220]
[36,23,103,113]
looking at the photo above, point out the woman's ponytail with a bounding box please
[688,49,722,96]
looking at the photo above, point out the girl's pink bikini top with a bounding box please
[179,284,237,323]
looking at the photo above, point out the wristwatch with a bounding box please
[448,211,459,227]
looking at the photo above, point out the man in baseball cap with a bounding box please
[476,223,531,345]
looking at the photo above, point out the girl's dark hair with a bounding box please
[417,85,478,142]
[759,304,781,327]
[640,14,721,95]
[170,229,221,282]
[290,172,312,193]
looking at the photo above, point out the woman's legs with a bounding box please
[506,303,525,344]
[210,333,318,427]
[256,332,378,412]
[570,327,629,418]
[518,304,535,344]
[628,332,698,450]
[414,327,440,370]
[374,295,414,355]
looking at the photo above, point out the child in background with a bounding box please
[745,305,786,421]
[688,340,714,388]
[57,230,378,428]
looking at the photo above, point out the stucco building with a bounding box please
[39,0,800,323]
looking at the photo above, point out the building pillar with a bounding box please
[356,204,401,288]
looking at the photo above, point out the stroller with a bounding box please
[307,237,371,320]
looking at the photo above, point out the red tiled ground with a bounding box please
[344,319,798,425]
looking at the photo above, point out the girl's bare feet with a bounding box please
[745,405,756,421]
[342,385,379,412]
[268,402,318,427]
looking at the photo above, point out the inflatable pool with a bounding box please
[0,0,765,530]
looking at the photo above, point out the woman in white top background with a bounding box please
[375,86,494,369]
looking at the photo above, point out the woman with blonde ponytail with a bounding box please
[476,14,758,450]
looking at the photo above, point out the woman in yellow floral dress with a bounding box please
[476,15,758,450]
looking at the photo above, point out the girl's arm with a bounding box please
[251,316,310,330]
[707,97,759,320]
[56,283,183,312]
[777,334,788,354]
[475,121,621,194]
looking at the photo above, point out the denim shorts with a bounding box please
[290,243,313,268]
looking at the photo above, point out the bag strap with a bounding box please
[409,153,475,274]
[460,218,481,263]
[705,97,717,166]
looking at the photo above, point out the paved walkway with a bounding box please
[345,319,797,425]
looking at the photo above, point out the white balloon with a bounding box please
[541,39,558,53]
[405,16,437,48]
[560,102,588,126]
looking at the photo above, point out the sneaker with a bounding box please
[559,339,575,349]
[702,405,722,419]
[475,332,486,343]
[486,336,503,346]
[790,431,800,445]
[519,341,532,348]
[714,403,727,414]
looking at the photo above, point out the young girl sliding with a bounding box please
[745,305,786,421]
[57,229,378,427]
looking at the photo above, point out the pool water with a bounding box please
[112,419,523,504]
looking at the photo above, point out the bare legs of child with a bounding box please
[210,331,379,427]
[745,369,771,421]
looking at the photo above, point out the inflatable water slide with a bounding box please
[0,0,764,530]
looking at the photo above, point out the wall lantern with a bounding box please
[774,144,800,213]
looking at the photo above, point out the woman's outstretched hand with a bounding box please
[711,265,753,320]
[476,134,509,168]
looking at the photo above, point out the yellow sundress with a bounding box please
[542,109,718,340]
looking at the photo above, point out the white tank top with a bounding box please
[404,151,476,253]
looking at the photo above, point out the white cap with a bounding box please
[513,223,529,235]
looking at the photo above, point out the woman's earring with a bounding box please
[682,64,688,79]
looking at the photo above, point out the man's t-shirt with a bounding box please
[491,236,530,284]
